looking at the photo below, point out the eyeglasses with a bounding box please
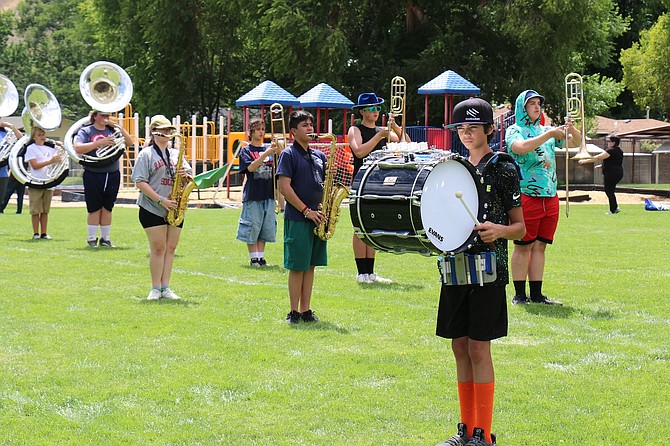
[363,106,381,112]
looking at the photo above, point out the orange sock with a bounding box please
[474,381,495,443]
[457,381,475,437]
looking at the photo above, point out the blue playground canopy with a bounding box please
[417,70,480,95]
[235,80,300,106]
[298,83,354,108]
[298,83,354,134]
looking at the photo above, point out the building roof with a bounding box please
[235,80,300,106]
[417,70,480,95]
[298,83,354,109]
[596,116,670,140]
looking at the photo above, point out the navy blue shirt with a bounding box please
[239,144,274,202]
[276,141,327,221]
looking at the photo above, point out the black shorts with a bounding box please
[83,170,120,213]
[139,206,184,229]
[436,285,508,341]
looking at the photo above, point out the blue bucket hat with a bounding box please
[352,92,385,109]
[524,90,545,107]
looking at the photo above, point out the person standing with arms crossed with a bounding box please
[578,135,624,214]
[505,90,580,305]
[435,98,525,446]
[276,110,327,324]
[348,92,405,284]
[74,110,133,247]
[236,117,277,267]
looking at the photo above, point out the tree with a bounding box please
[620,13,670,117]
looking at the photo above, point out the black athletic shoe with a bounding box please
[286,310,301,325]
[250,258,261,267]
[435,422,469,446]
[465,427,496,446]
[530,294,563,306]
[512,295,530,305]
[258,257,268,266]
[300,309,320,323]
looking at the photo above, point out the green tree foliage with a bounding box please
[0,0,634,127]
[620,13,670,117]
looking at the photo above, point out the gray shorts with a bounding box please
[236,199,277,244]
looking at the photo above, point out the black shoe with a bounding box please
[465,427,496,445]
[258,257,267,266]
[300,309,320,323]
[530,294,563,306]
[99,238,114,247]
[250,258,261,267]
[285,310,301,324]
[435,422,469,446]
[512,294,529,305]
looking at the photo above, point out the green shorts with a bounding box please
[284,219,327,271]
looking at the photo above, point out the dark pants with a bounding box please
[0,177,7,211]
[604,170,623,213]
[1,176,25,213]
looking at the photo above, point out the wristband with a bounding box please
[157,196,163,204]
[301,205,309,214]
[303,208,311,218]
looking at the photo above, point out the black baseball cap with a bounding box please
[447,98,494,128]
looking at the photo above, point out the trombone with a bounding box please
[389,76,407,143]
[269,103,286,213]
[564,72,590,217]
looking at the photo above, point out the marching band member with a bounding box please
[236,117,277,267]
[24,127,62,240]
[347,92,403,284]
[435,98,525,446]
[578,135,624,214]
[130,115,192,301]
[73,110,133,248]
[276,110,327,324]
[505,90,580,305]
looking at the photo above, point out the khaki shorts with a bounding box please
[28,188,53,215]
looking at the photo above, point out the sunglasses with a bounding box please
[363,106,382,112]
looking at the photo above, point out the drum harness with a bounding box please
[438,152,522,287]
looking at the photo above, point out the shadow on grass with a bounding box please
[137,297,201,307]
[290,321,350,334]
[517,303,576,319]
[357,282,427,292]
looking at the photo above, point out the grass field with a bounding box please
[0,201,668,445]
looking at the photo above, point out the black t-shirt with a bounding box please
[602,146,624,176]
[468,152,522,286]
[352,124,386,177]
[239,144,274,202]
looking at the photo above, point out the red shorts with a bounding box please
[515,194,559,245]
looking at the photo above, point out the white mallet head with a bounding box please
[455,191,463,199]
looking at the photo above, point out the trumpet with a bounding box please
[564,72,589,217]
[269,103,287,213]
[390,76,407,143]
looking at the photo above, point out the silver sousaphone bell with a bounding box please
[8,83,70,188]
[0,74,19,167]
[64,61,133,167]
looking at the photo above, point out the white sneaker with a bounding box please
[146,289,161,300]
[357,273,372,283]
[161,288,181,300]
[369,273,392,284]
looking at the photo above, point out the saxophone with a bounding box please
[314,133,349,241]
[165,132,197,226]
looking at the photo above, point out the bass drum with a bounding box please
[349,153,486,255]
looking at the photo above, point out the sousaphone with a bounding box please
[0,74,19,167]
[8,83,69,188]
[64,61,133,167]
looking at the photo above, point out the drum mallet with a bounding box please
[455,191,480,226]
[455,191,487,285]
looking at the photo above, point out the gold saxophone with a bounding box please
[314,133,349,240]
[165,132,197,226]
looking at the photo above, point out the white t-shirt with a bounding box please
[24,143,59,180]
